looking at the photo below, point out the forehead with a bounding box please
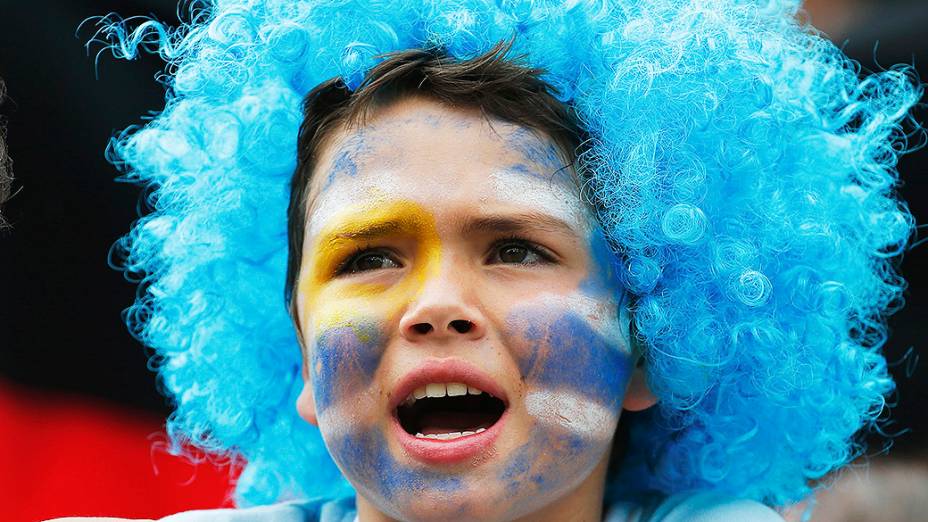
[306,96,589,236]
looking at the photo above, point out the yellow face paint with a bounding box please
[298,200,441,333]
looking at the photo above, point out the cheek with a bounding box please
[513,310,631,413]
[311,321,468,512]
[310,322,384,415]
[495,306,632,511]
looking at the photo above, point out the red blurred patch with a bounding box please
[0,379,239,522]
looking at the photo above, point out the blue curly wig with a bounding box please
[97,0,922,508]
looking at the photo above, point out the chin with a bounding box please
[352,439,603,522]
[364,475,595,522]
[362,485,529,522]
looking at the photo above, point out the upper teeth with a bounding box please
[415,428,487,440]
[404,382,485,404]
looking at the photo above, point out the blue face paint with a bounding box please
[579,227,624,297]
[489,306,631,516]
[398,111,443,128]
[329,428,463,500]
[311,323,383,414]
[507,162,538,177]
[499,429,592,497]
[321,133,375,191]
[330,147,359,176]
[504,161,569,183]
[507,127,566,173]
[508,311,630,410]
[322,148,359,190]
[500,439,534,496]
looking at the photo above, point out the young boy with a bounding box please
[281,48,782,521]
[73,0,920,519]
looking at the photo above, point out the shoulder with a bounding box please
[45,497,356,522]
[606,491,783,522]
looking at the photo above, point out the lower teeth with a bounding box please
[415,428,487,440]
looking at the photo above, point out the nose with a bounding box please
[399,261,486,343]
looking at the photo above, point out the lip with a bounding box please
[389,358,509,465]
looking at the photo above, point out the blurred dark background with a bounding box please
[0,0,179,415]
[0,4,235,519]
[0,0,925,518]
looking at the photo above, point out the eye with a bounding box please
[487,239,553,265]
[337,248,402,275]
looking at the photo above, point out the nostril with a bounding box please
[412,323,433,335]
[449,320,474,334]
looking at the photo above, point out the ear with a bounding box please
[296,361,319,426]
[297,387,318,426]
[619,295,657,412]
[292,288,318,426]
[622,367,657,412]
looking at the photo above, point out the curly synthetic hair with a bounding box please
[286,40,588,328]
[97,0,922,508]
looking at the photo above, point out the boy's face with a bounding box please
[295,96,648,521]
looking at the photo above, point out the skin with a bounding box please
[294,96,656,522]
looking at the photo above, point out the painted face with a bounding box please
[295,97,640,521]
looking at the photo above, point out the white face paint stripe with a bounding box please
[487,170,590,230]
[525,390,617,442]
[531,293,632,355]
[316,389,375,441]
[307,177,401,239]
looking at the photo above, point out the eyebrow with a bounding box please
[319,220,412,248]
[459,213,580,237]
[317,212,579,247]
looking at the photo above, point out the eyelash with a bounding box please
[334,245,400,276]
[486,236,556,265]
[333,236,556,277]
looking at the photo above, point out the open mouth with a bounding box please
[395,382,507,440]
